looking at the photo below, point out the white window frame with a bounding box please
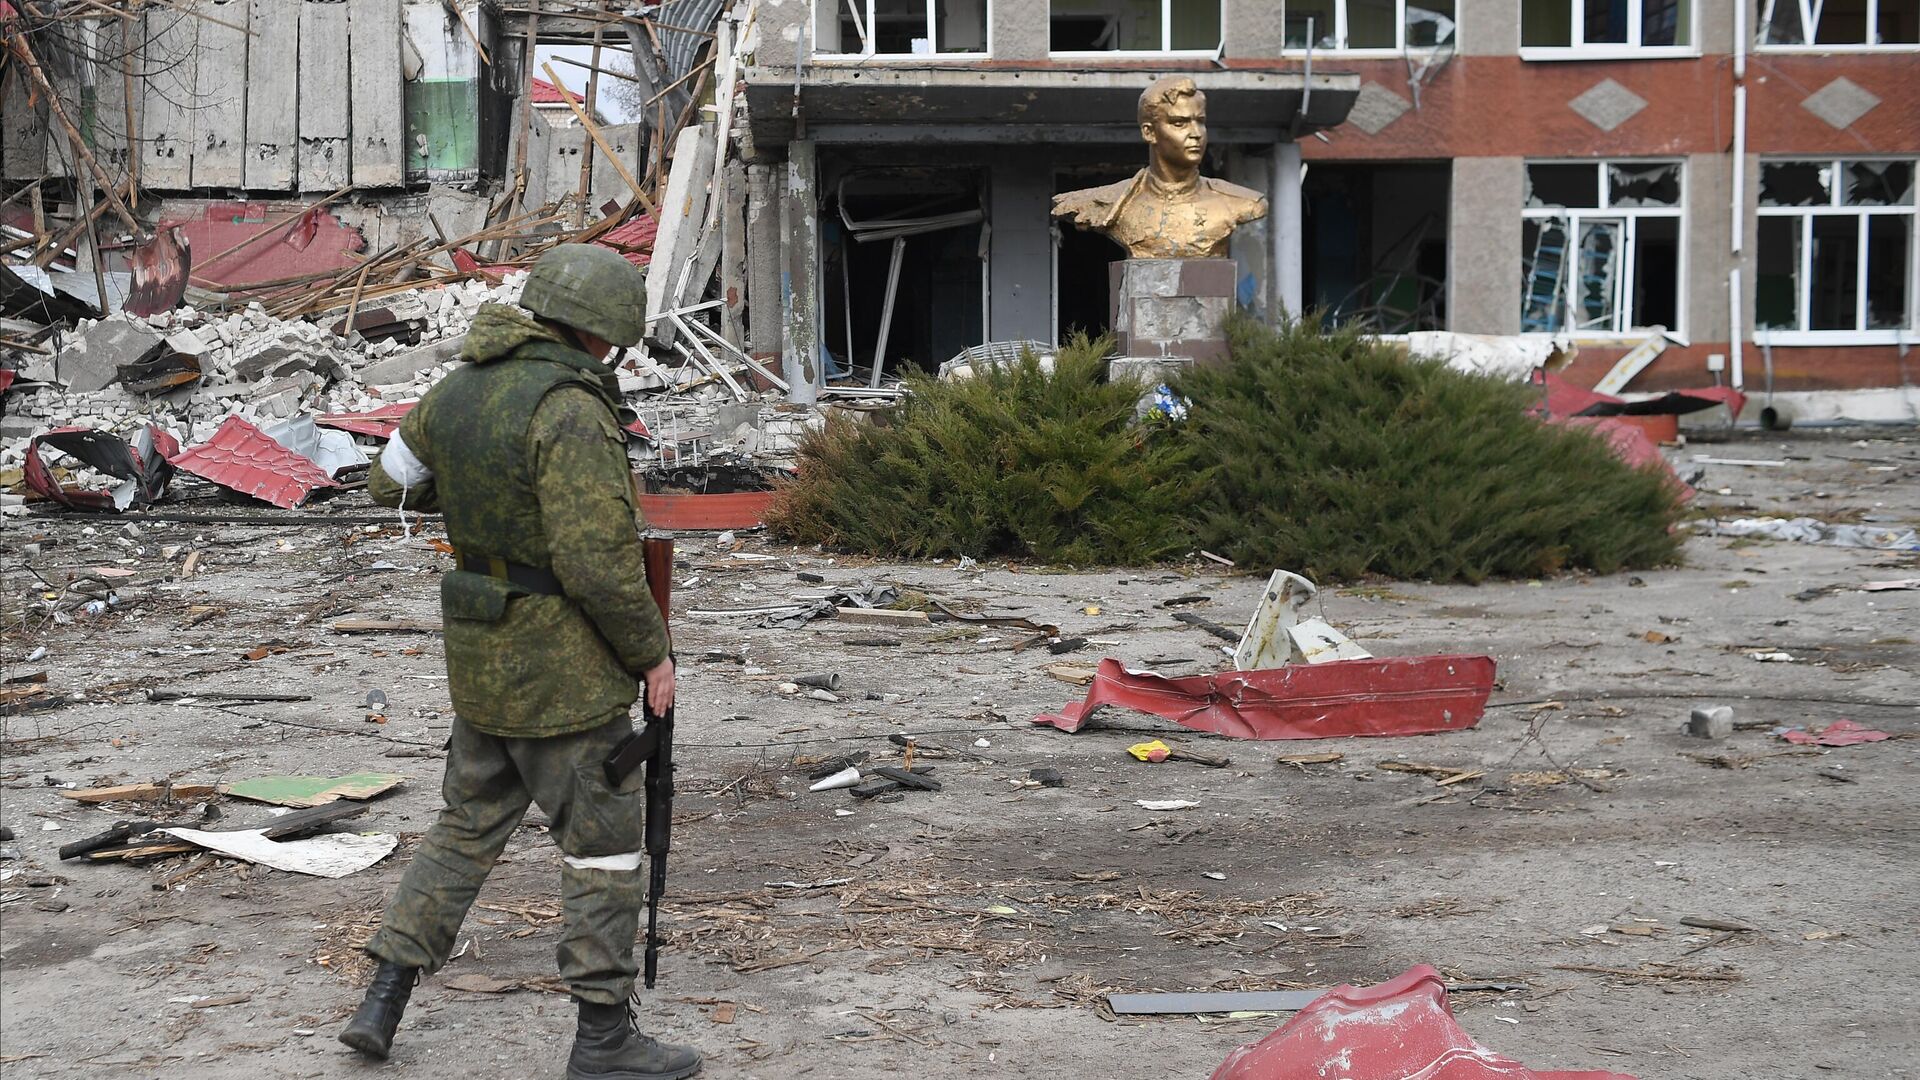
[1755,157,1919,346]
[1279,0,1461,55]
[1048,0,1223,57]
[1755,0,1920,51]
[811,0,992,60]
[1520,158,1688,339]
[1519,0,1699,59]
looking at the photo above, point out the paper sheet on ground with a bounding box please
[164,828,398,877]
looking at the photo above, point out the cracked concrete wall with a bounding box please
[1447,156,1523,335]
[756,0,805,67]
[746,162,785,358]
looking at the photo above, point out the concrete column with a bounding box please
[1224,0,1286,57]
[756,0,805,67]
[1454,0,1519,55]
[1270,142,1303,321]
[1685,152,1733,353]
[990,0,1048,60]
[988,155,1054,342]
[746,162,782,358]
[1447,156,1523,335]
[782,139,821,403]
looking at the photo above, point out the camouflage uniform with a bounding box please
[363,302,668,1005]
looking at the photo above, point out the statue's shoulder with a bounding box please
[1052,171,1145,222]
[1201,176,1268,204]
[1200,176,1269,222]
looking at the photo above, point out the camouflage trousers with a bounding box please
[365,713,647,1004]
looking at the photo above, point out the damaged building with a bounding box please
[4,0,1918,422]
[736,0,1918,418]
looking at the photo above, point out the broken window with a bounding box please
[1521,0,1692,49]
[1757,157,1917,338]
[1760,0,1919,44]
[1050,0,1222,52]
[1283,0,1456,49]
[816,0,989,55]
[1519,160,1684,334]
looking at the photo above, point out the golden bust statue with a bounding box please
[1052,75,1269,260]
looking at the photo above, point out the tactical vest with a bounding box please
[417,341,622,569]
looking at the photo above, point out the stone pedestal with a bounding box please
[1108,258,1236,367]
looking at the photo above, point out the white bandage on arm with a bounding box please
[564,850,645,872]
[382,430,435,487]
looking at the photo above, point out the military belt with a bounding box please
[454,551,566,596]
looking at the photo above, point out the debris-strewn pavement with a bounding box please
[2,427,1915,1080]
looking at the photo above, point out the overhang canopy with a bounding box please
[744,67,1361,146]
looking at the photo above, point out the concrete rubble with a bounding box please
[3,268,825,514]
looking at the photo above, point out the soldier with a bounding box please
[339,244,702,1080]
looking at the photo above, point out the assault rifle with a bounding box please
[602,535,677,988]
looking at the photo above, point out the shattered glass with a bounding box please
[1845,160,1915,206]
[1521,217,1570,332]
[1866,216,1912,329]
[1755,217,1802,330]
[1809,215,1860,331]
[1760,161,1832,207]
[1525,163,1599,209]
[1760,0,1807,42]
[1284,0,1339,47]
[1574,220,1623,331]
[1406,0,1457,46]
[1607,162,1681,207]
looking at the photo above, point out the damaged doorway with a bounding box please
[1053,165,1132,342]
[823,168,986,382]
[1303,162,1450,332]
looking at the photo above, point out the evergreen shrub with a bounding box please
[764,336,1207,564]
[767,317,1686,580]
[1175,316,1686,582]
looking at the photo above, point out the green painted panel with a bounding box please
[407,77,481,180]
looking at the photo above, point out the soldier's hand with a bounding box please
[642,657,676,716]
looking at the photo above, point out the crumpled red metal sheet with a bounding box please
[1544,374,1745,423]
[177,201,366,292]
[1212,966,1636,1080]
[168,416,338,509]
[1033,655,1496,740]
[1780,719,1890,747]
[596,214,658,267]
[124,224,191,318]
[23,424,178,511]
[315,401,417,440]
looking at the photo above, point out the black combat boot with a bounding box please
[567,999,702,1080]
[338,961,419,1058]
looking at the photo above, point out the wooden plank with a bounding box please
[59,782,220,804]
[244,0,299,189]
[191,0,250,188]
[330,617,441,633]
[348,0,405,187]
[296,0,351,191]
[141,5,198,189]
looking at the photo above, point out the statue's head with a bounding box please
[1138,75,1207,174]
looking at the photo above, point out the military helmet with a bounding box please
[519,243,648,348]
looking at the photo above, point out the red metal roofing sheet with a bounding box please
[1211,965,1636,1080]
[168,415,338,509]
[1033,655,1496,740]
[316,401,418,440]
